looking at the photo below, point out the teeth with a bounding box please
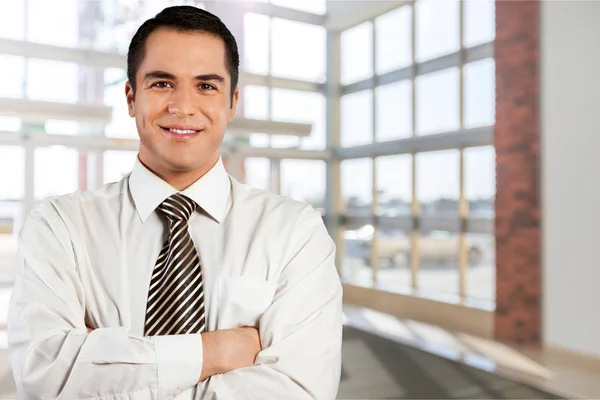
[168,128,197,134]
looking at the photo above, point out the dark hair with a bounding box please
[126,5,239,103]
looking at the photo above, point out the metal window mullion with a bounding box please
[458,0,469,302]
[370,18,379,288]
[410,0,420,293]
[325,30,343,274]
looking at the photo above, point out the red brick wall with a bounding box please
[494,0,541,345]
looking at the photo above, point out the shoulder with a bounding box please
[231,178,324,230]
[22,178,127,238]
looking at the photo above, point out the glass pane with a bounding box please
[243,158,270,191]
[27,0,78,47]
[272,89,326,150]
[280,160,325,213]
[416,68,459,135]
[104,69,137,139]
[464,58,495,128]
[466,232,495,302]
[271,19,326,82]
[0,55,25,98]
[244,13,270,75]
[418,225,460,298]
[243,85,270,148]
[0,146,24,200]
[45,120,78,136]
[342,225,374,288]
[376,227,412,292]
[271,0,326,15]
[244,85,269,120]
[0,117,22,132]
[465,146,495,218]
[0,0,25,40]
[376,155,412,216]
[417,150,459,217]
[375,6,412,75]
[28,59,79,103]
[35,147,78,200]
[341,90,373,147]
[416,0,460,63]
[103,150,138,184]
[341,22,373,85]
[376,80,412,141]
[342,158,372,217]
[464,0,495,48]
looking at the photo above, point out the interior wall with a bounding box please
[541,0,600,358]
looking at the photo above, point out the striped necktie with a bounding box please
[144,193,206,336]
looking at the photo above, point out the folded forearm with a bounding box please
[11,327,202,399]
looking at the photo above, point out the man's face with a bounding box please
[126,28,238,176]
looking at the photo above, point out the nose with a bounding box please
[167,86,198,117]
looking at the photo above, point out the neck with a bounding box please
[139,153,220,191]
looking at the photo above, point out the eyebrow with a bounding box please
[143,71,225,83]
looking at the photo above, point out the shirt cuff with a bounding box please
[153,334,203,398]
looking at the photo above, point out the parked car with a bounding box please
[345,227,484,269]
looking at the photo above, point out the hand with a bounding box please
[200,327,261,381]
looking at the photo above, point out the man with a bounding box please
[7,6,342,400]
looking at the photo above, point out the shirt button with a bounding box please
[174,388,182,397]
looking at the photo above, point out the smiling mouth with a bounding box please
[160,126,201,135]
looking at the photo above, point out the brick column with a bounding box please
[494,0,541,345]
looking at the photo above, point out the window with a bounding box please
[417,150,459,217]
[341,90,373,147]
[104,68,137,139]
[243,85,269,120]
[45,120,78,136]
[416,0,460,63]
[0,117,22,133]
[0,0,25,40]
[342,225,374,288]
[465,146,495,217]
[243,85,270,147]
[27,0,78,47]
[271,0,326,15]
[464,58,495,128]
[243,158,270,191]
[341,22,373,85]
[27,59,78,103]
[342,158,372,217]
[271,19,326,82]
[103,150,138,184]
[0,55,25,99]
[416,68,460,135]
[417,151,460,299]
[465,146,495,302]
[244,13,270,75]
[280,160,325,213]
[34,147,78,200]
[464,0,495,48]
[0,146,24,200]
[271,89,325,150]
[376,80,412,141]
[375,6,412,75]
[376,155,412,217]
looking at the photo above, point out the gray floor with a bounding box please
[338,327,563,400]
[0,327,563,400]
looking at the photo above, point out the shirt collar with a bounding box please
[129,155,230,224]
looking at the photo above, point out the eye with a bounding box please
[199,83,216,91]
[151,81,172,89]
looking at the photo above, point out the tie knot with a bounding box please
[158,193,197,222]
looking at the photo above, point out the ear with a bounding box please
[228,87,239,122]
[125,81,135,118]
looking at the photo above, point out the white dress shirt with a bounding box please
[7,156,343,400]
